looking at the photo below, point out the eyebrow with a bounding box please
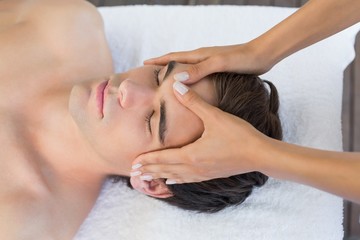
[163,61,176,81]
[159,100,166,145]
[158,61,176,145]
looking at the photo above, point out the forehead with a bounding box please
[159,64,217,148]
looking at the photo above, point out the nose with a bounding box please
[118,79,155,109]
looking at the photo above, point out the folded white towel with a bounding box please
[75,6,360,240]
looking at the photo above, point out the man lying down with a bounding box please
[0,0,281,239]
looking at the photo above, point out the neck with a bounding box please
[29,84,116,187]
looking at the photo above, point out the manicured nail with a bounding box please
[132,163,142,170]
[130,171,142,177]
[165,179,177,185]
[140,175,153,181]
[173,81,188,95]
[174,72,189,82]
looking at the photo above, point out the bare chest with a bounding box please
[0,161,97,239]
[0,117,98,240]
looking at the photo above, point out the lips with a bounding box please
[96,79,109,118]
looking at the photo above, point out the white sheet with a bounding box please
[75,6,360,240]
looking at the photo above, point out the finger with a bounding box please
[166,178,203,184]
[132,164,190,180]
[175,56,226,84]
[131,147,185,169]
[143,53,174,65]
[143,57,168,66]
[144,50,205,66]
[131,165,204,184]
[131,171,175,181]
[172,81,217,121]
[132,163,187,178]
[165,179,179,185]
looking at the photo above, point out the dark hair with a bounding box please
[111,72,282,213]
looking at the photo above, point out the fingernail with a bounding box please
[140,175,153,181]
[132,163,142,170]
[165,179,177,185]
[173,81,188,95]
[174,72,189,82]
[130,171,142,177]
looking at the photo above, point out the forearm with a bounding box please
[260,139,360,203]
[250,0,360,68]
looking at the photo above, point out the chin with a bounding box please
[68,84,91,123]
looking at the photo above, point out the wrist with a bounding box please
[243,130,279,174]
[247,38,278,74]
[254,136,287,177]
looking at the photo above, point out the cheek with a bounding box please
[96,120,148,160]
[78,113,153,167]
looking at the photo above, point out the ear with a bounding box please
[130,176,174,198]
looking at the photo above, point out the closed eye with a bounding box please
[146,68,162,135]
[145,110,155,134]
[153,68,161,86]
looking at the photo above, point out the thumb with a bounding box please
[172,81,216,121]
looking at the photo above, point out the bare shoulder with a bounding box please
[0,0,101,26]
[32,0,114,79]
[20,0,106,51]
[30,0,103,31]
[0,0,113,84]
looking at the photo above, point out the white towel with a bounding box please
[75,6,360,240]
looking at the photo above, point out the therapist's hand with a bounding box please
[131,81,270,184]
[144,44,273,84]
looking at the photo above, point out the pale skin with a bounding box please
[0,1,114,239]
[1,0,359,238]
[0,0,218,239]
[132,0,360,203]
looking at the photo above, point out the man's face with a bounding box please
[69,62,216,173]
